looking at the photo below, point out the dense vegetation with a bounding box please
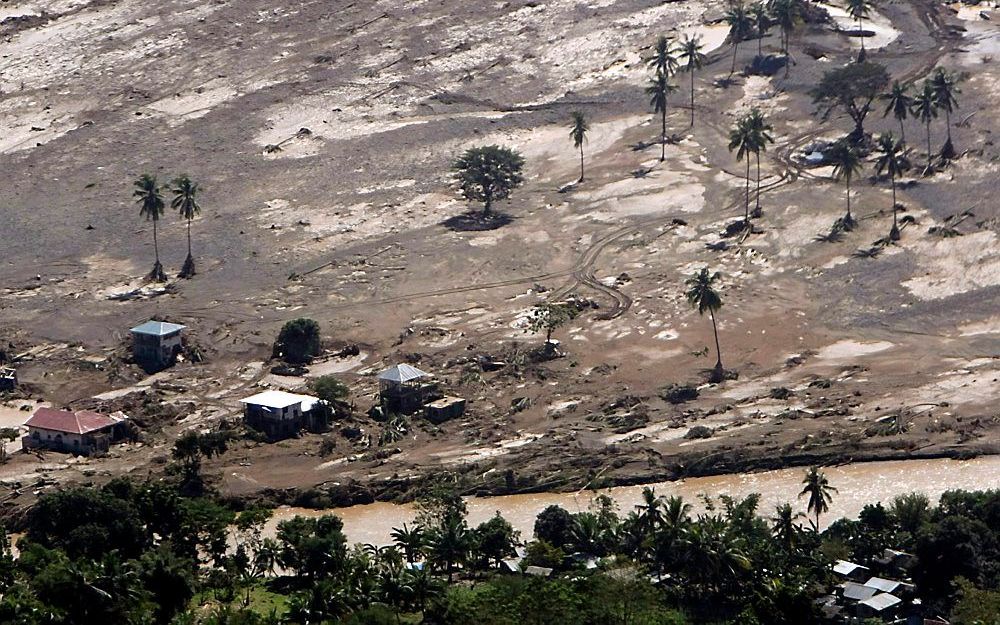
[3,475,1000,625]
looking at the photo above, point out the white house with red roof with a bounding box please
[23,407,128,455]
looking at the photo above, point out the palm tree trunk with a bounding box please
[690,70,695,127]
[898,117,905,143]
[926,120,932,172]
[744,158,751,222]
[755,151,761,216]
[579,144,585,182]
[845,174,852,222]
[153,218,160,266]
[757,31,762,57]
[731,42,739,76]
[187,218,192,259]
[660,108,667,161]
[945,108,952,143]
[710,309,723,372]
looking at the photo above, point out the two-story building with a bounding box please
[130,320,186,370]
[23,407,128,456]
[240,390,321,439]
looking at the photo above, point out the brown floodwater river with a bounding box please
[263,456,1000,545]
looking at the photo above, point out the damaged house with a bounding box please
[23,407,129,456]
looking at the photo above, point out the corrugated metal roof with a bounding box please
[378,363,430,383]
[240,390,318,410]
[859,593,901,611]
[130,320,187,336]
[865,577,904,593]
[842,582,878,601]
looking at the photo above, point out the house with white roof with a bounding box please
[241,390,322,439]
[378,364,432,414]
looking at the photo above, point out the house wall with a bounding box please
[244,403,303,439]
[132,331,183,367]
[23,427,111,455]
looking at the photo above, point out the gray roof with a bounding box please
[859,593,902,612]
[524,566,553,577]
[130,320,186,336]
[864,577,906,593]
[842,582,878,602]
[833,560,869,576]
[378,363,429,383]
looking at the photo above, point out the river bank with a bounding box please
[260,454,1000,546]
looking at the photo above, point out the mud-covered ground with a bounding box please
[0,0,998,509]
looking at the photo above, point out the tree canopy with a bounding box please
[812,61,890,140]
[452,146,525,214]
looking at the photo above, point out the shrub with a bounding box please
[273,318,321,363]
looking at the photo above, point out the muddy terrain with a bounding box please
[0,0,998,509]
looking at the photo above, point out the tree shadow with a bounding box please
[442,210,514,232]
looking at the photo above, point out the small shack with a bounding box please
[241,390,321,439]
[0,367,16,391]
[833,560,871,583]
[130,320,186,370]
[23,407,128,455]
[378,364,432,414]
[856,593,902,619]
[424,396,467,424]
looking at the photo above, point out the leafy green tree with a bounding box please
[427,509,472,582]
[729,113,756,224]
[725,2,754,76]
[273,318,321,363]
[134,173,166,282]
[931,68,960,159]
[678,515,750,595]
[522,540,565,570]
[475,513,520,568]
[951,578,1000,625]
[646,71,678,161]
[911,80,939,173]
[685,268,726,382]
[276,515,349,581]
[171,175,201,278]
[874,132,909,240]
[679,35,706,127]
[526,302,578,346]
[889,492,930,538]
[812,62,890,141]
[452,146,525,215]
[569,111,589,182]
[799,467,837,528]
[0,428,18,464]
[534,505,575,548]
[136,546,197,624]
[882,80,912,141]
[311,375,349,404]
[829,140,864,229]
[172,430,230,492]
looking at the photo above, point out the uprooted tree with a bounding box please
[811,61,890,142]
[273,318,322,364]
[452,145,525,216]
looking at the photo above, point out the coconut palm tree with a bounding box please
[685,268,725,382]
[874,132,909,241]
[648,36,679,78]
[771,503,805,554]
[930,68,960,160]
[770,0,800,73]
[635,487,665,536]
[747,108,774,217]
[728,114,755,223]
[568,111,589,182]
[662,495,693,531]
[390,524,427,563]
[910,80,939,174]
[829,140,863,229]
[170,174,200,278]
[134,173,166,282]
[679,35,706,127]
[725,2,753,77]
[799,466,837,528]
[646,72,677,161]
[847,0,872,61]
[750,2,769,57]
[881,81,912,142]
